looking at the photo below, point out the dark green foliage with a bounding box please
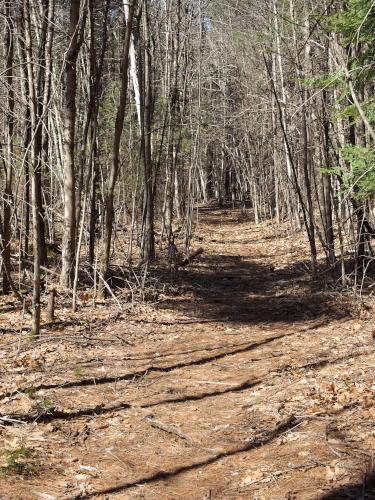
[324,0,375,201]
[0,447,39,476]
[330,0,375,47]
[340,145,375,200]
[34,398,54,416]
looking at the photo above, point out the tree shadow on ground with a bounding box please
[152,253,350,325]
[321,468,375,499]
[102,206,353,326]
[194,206,253,225]
[77,415,299,499]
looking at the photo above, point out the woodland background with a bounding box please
[0,0,375,331]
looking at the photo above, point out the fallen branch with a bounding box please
[180,247,204,266]
[1,254,31,314]
[238,461,327,491]
[146,416,221,453]
[11,254,60,277]
[75,415,300,499]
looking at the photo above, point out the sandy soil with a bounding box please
[0,208,375,499]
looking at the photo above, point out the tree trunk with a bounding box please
[2,1,15,295]
[60,0,86,288]
[98,0,136,298]
[140,1,155,262]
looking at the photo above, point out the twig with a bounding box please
[91,265,123,311]
[145,415,222,454]
[239,461,328,491]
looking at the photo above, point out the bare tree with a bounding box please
[60,0,87,287]
[98,0,137,298]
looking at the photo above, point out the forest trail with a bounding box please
[1,208,375,499]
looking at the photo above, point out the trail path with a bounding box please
[0,208,375,499]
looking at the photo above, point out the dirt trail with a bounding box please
[0,208,375,499]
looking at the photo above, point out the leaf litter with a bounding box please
[0,208,374,498]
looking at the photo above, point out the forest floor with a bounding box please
[1,208,375,499]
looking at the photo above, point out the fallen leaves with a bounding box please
[240,468,265,486]
[0,210,374,500]
[325,464,347,482]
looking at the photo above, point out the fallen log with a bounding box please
[11,254,60,276]
[180,247,204,266]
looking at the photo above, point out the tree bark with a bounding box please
[2,1,15,295]
[60,0,86,288]
[140,0,155,262]
[98,0,136,298]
